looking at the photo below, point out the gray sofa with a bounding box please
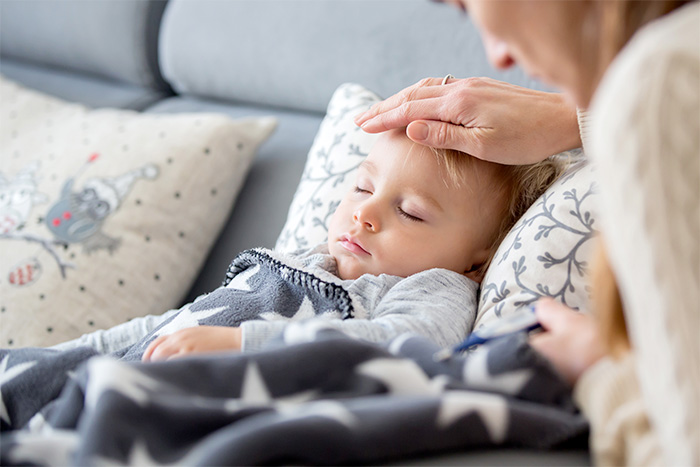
[0,0,589,464]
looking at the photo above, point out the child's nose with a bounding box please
[353,208,378,232]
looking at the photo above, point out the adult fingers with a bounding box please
[358,97,449,134]
[529,332,555,358]
[405,120,483,155]
[355,78,451,128]
[533,298,576,332]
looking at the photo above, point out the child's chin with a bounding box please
[337,261,367,281]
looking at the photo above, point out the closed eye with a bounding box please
[354,186,371,194]
[397,206,422,222]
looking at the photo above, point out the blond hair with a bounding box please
[431,147,564,277]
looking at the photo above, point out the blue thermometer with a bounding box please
[433,305,542,361]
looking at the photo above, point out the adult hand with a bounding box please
[354,77,581,165]
[142,326,242,362]
[530,298,607,386]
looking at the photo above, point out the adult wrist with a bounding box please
[553,93,583,153]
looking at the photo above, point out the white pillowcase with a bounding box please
[476,156,598,327]
[276,82,598,328]
[275,83,381,253]
[0,76,276,347]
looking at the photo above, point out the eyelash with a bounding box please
[353,186,423,222]
[397,207,422,222]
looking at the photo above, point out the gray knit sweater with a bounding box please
[53,243,478,354]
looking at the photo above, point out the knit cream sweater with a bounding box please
[574,3,700,466]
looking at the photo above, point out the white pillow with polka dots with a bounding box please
[0,76,276,347]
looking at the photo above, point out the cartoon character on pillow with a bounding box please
[0,161,48,235]
[1,156,159,286]
[45,155,158,254]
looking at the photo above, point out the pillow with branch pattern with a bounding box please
[475,156,599,328]
[275,82,599,333]
[275,83,381,252]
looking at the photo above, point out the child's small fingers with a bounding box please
[143,336,169,362]
[166,351,188,361]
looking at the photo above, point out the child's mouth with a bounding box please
[340,236,370,255]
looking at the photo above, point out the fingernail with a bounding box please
[411,122,429,141]
[354,111,367,123]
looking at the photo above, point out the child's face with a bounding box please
[328,130,503,281]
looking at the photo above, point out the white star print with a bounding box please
[26,412,49,433]
[258,295,317,322]
[0,354,37,425]
[94,440,179,467]
[84,357,164,409]
[386,333,416,355]
[240,362,271,403]
[436,391,508,443]
[356,358,443,396]
[276,400,358,429]
[462,347,531,394]
[282,320,335,346]
[224,264,260,291]
[4,429,79,466]
[150,305,228,340]
[221,362,318,413]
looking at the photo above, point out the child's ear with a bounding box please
[463,264,486,283]
[463,248,491,283]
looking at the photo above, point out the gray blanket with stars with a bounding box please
[0,249,587,465]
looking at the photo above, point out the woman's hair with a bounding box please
[591,241,630,357]
[587,0,691,351]
[431,147,565,278]
[588,1,693,100]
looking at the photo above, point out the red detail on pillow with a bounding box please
[8,258,43,287]
[63,211,72,220]
[52,218,61,227]
[89,153,99,162]
[9,265,27,285]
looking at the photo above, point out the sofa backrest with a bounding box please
[0,0,169,91]
[159,0,550,114]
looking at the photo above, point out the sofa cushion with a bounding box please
[159,0,547,113]
[0,0,168,90]
[276,83,597,326]
[0,77,276,347]
[144,96,323,302]
[0,58,169,111]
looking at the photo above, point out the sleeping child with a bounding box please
[1,128,563,431]
[46,127,563,362]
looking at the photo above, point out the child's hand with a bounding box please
[142,326,242,362]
